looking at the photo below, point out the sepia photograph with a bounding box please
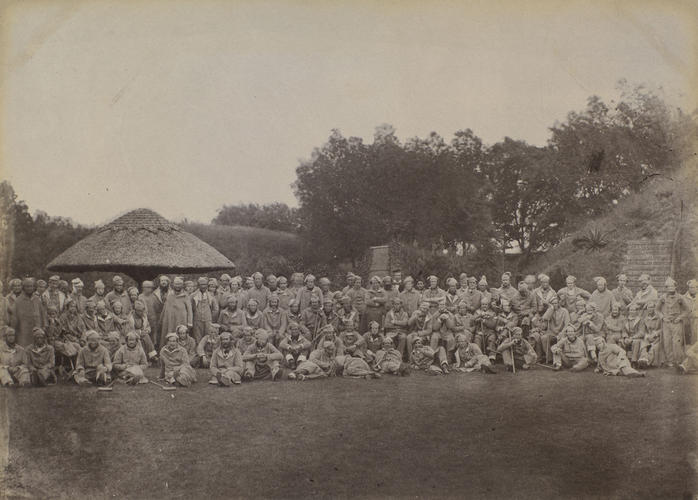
[0,0,697,498]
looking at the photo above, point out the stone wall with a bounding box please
[621,239,673,294]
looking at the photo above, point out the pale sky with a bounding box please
[1,0,696,226]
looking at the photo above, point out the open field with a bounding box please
[3,368,697,499]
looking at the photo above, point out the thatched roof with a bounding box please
[47,209,235,278]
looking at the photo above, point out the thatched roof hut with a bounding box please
[47,208,235,283]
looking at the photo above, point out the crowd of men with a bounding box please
[1,269,697,387]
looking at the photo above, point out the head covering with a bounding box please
[86,330,100,341]
[220,274,231,281]
[638,274,651,282]
[112,275,124,284]
[197,277,208,285]
[688,279,698,288]
[537,273,549,282]
[404,276,414,283]
[32,327,46,339]
[455,333,468,343]
[501,272,511,279]
[304,274,316,283]
[127,286,139,295]
[126,331,139,342]
[593,277,606,286]
[166,332,179,341]
[36,279,47,287]
[22,277,35,287]
[323,340,335,349]
[94,279,105,287]
[255,329,269,343]
[142,280,154,288]
[319,277,331,285]
[665,277,676,287]
[382,276,392,284]
[49,275,60,282]
[159,275,171,284]
[220,332,232,341]
[71,278,83,286]
[617,274,628,281]
[446,277,457,286]
[173,277,184,285]
[566,275,576,283]
[511,327,523,336]
[322,297,334,305]
[247,298,259,307]
[382,337,394,346]
[478,276,488,286]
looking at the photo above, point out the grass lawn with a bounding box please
[2,367,697,499]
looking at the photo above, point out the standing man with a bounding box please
[590,277,614,318]
[558,276,591,314]
[533,274,557,313]
[611,274,634,316]
[399,276,421,317]
[630,273,658,314]
[191,277,219,344]
[461,276,482,313]
[105,275,131,315]
[139,281,162,348]
[159,277,193,349]
[657,277,690,366]
[89,279,107,307]
[12,278,44,347]
[247,272,272,312]
[69,278,88,314]
[297,274,323,311]
[42,275,66,314]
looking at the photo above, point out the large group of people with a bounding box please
[1,268,697,388]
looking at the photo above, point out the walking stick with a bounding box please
[97,379,116,392]
[150,379,176,391]
[508,328,516,374]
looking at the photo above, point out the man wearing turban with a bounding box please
[11,278,44,347]
[74,330,112,386]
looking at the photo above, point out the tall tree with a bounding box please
[213,202,300,232]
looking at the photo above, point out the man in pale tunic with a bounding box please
[596,337,644,377]
[12,278,44,347]
[112,331,149,384]
[105,275,131,315]
[0,328,31,387]
[611,274,634,316]
[159,332,197,387]
[159,277,193,349]
[657,277,690,366]
[630,273,658,315]
[41,275,66,314]
[74,331,112,386]
[589,277,614,318]
[191,277,219,343]
[209,332,244,386]
[551,326,588,372]
[26,328,56,386]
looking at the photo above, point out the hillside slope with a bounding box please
[521,160,698,292]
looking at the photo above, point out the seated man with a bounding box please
[624,304,645,367]
[236,326,257,355]
[454,333,495,374]
[596,337,644,378]
[602,302,626,346]
[74,331,112,386]
[578,302,604,364]
[540,296,570,364]
[340,329,368,360]
[406,301,433,363]
[410,337,446,375]
[429,303,457,359]
[312,324,345,356]
[637,300,663,369]
[472,298,499,362]
[362,321,385,359]
[105,331,122,360]
[279,322,311,369]
[262,295,288,346]
[175,324,197,367]
[0,328,31,387]
[373,337,409,376]
[195,323,221,369]
[27,328,57,386]
[383,297,409,358]
[159,332,197,387]
[242,330,282,381]
[209,332,244,386]
[453,302,474,343]
[496,327,537,371]
[288,340,338,380]
[112,331,149,384]
[551,326,588,372]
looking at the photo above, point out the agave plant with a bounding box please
[571,228,615,253]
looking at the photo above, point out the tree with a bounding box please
[482,139,569,255]
[293,126,493,265]
[212,202,300,233]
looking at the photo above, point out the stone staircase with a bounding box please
[621,239,674,294]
